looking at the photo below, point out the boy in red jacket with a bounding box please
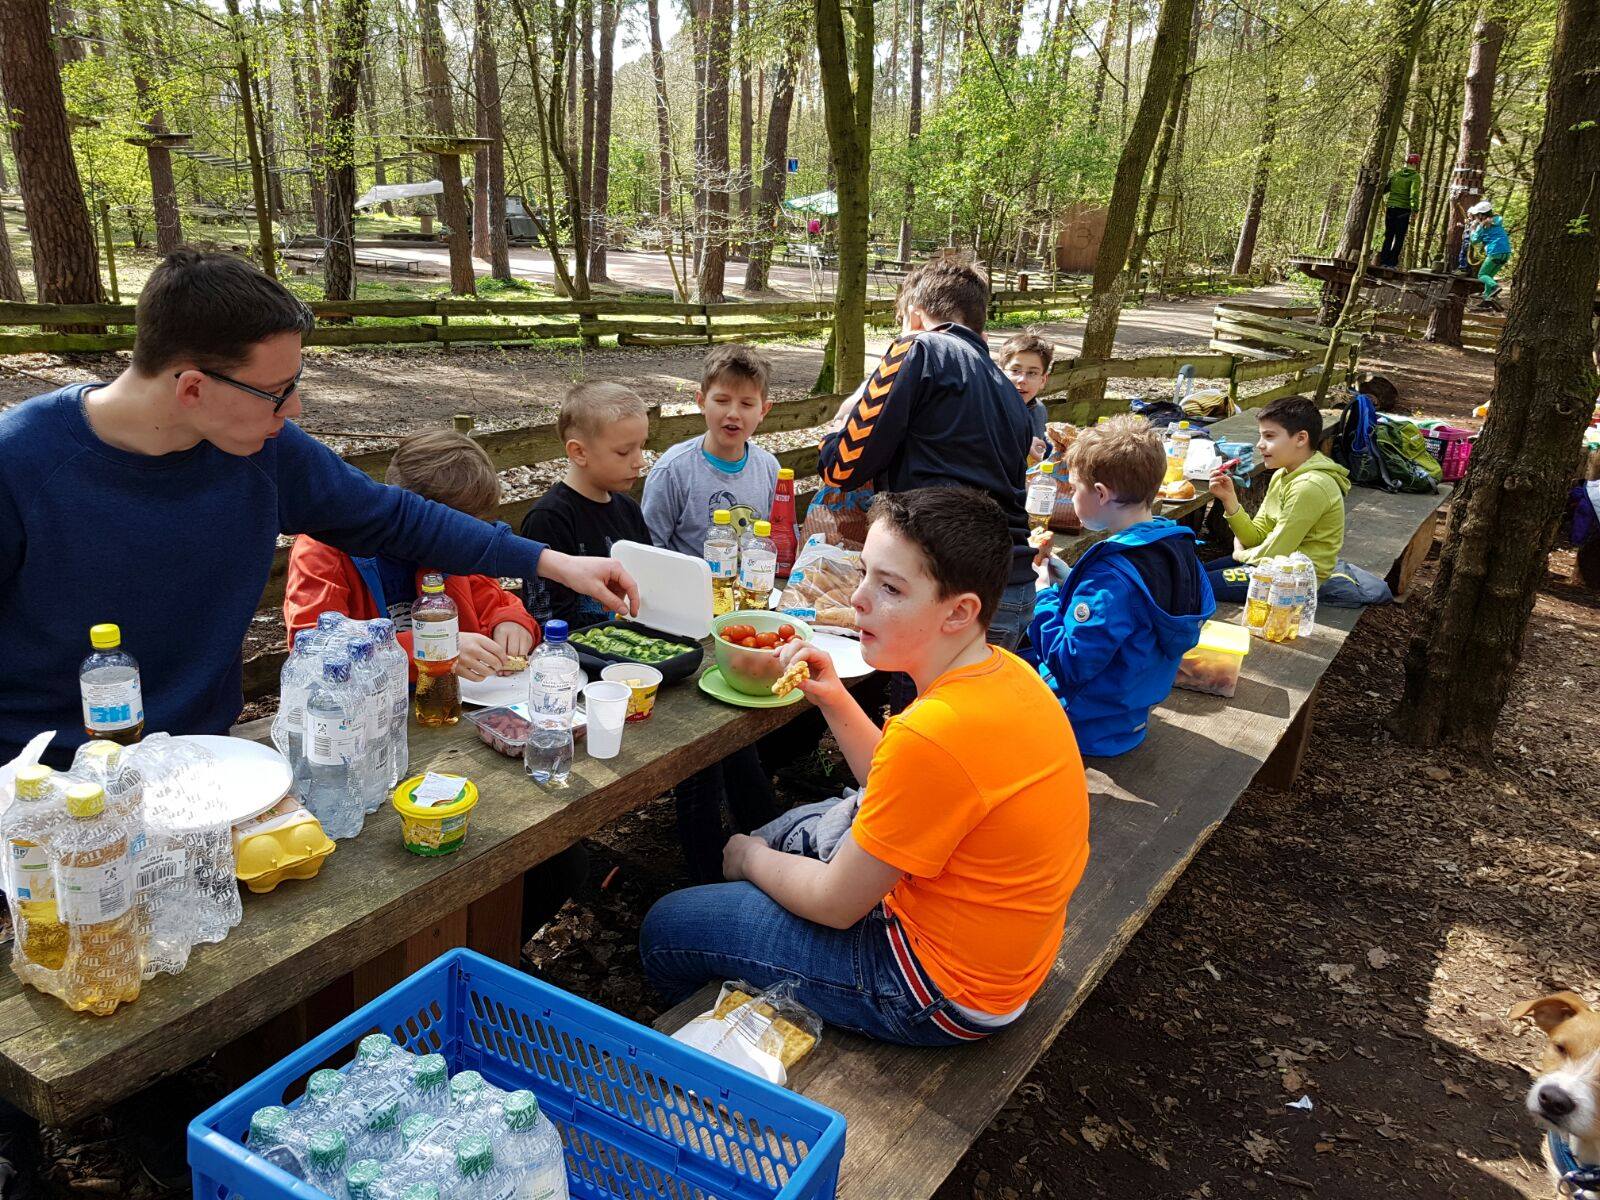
[284,430,539,680]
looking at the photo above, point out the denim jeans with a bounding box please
[888,577,1037,711]
[640,883,996,1046]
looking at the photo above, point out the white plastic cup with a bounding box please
[581,681,630,759]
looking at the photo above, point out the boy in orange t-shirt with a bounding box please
[640,488,1090,1044]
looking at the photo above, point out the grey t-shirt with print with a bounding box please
[641,435,781,557]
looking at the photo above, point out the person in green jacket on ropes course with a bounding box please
[1378,152,1423,268]
[1465,199,1513,309]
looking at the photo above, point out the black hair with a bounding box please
[132,249,315,375]
[868,487,1010,626]
[1257,395,1323,446]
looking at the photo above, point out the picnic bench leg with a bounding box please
[1257,682,1318,790]
[1388,507,1440,600]
[349,874,525,1005]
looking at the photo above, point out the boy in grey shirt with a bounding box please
[643,344,781,557]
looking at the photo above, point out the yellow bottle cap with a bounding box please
[754,520,771,537]
[65,782,105,819]
[778,468,794,481]
[712,509,732,525]
[90,623,121,650]
[1040,462,1054,475]
[79,740,120,763]
[15,765,52,800]
[420,573,445,594]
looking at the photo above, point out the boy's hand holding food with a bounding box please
[455,632,507,681]
[777,641,847,710]
[492,621,534,661]
[1207,467,1239,513]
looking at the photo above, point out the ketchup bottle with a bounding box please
[771,468,799,576]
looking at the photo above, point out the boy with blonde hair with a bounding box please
[285,429,538,681]
[1028,415,1214,756]
[521,382,651,628]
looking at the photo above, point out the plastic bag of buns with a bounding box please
[778,534,864,630]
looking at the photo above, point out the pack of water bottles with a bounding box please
[273,614,411,841]
[245,1034,569,1200]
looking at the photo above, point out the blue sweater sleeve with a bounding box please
[1028,567,1137,700]
[271,423,546,581]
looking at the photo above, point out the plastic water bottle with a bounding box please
[525,622,580,788]
[1291,553,1319,636]
[346,1158,386,1200]
[349,640,391,813]
[1026,462,1057,531]
[411,1053,451,1118]
[739,520,779,610]
[4,765,68,977]
[303,657,364,840]
[499,1091,569,1200]
[247,1106,308,1179]
[80,623,145,746]
[275,634,322,799]
[704,509,739,617]
[1244,562,1274,635]
[305,1129,350,1194]
[368,619,411,788]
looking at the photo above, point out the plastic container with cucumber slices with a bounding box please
[231,797,336,894]
[568,541,710,684]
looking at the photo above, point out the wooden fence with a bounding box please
[236,301,1357,698]
[0,286,1112,356]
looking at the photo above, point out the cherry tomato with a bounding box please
[723,624,755,642]
[756,632,778,649]
[740,636,759,648]
[777,624,796,640]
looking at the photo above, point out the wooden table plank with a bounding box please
[0,657,826,1126]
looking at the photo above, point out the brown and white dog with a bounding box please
[1511,991,1600,1198]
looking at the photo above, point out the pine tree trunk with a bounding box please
[587,0,617,281]
[121,8,184,256]
[695,0,732,302]
[1319,0,1430,322]
[745,47,798,292]
[1128,63,1185,296]
[418,0,477,294]
[897,0,923,264]
[1396,0,1600,751]
[226,0,277,276]
[579,0,595,248]
[1426,8,1504,344]
[814,0,873,387]
[1232,79,1278,275]
[476,0,512,280]
[738,0,753,232]
[1089,0,1121,128]
[323,0,369,302]
[646,0,673,219]
[1070,0,1195,403]
[360,54,392,215]
[0,203,26,302]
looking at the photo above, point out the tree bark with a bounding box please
[417,0,477,294]
[1089,0,1121,129]
[1396,0,1600,751]
[897,0,923,264]
[745,46,798,292]
[475,0,512,280]
[814,0,873,388]
[696,0,732,301]
[1426,8,1504,344]
[579,0,595,248]
[301,0,330,238]
[1069,0,1195,403]
[646,0,673,218]
[224,0,277,276]
[1128,65,1186,295]
[322,0,370,302]
[0,203,26,302]
[1319,0,1432,322]
[120,7,184,255]
[587,0,617,281]
[360,53,392,215]
[1231,78,1279,275]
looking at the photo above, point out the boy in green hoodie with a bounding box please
[1378,152,1423,269]
[1203,395,1351,602]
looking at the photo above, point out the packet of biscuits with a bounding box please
[671,980,823,1087]
[778,534,864,632]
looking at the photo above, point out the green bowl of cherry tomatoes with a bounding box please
[710,610,814,696]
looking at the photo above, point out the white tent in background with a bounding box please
[353,179,472,210]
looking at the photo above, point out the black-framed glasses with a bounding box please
[176,366,304,413]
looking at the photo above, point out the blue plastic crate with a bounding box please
[189,949,846,1200]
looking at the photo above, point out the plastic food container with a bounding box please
[569,541,713,684]
[392,773,479,856]
[601,662,663,721]
[1174,620,1252,698]
[230,798,336,894]
[570,619,704,683]
[466,705,531,757]
[711,611,814,696]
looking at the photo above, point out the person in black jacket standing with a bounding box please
[818,256,1035,666]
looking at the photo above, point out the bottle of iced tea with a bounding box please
[80,624,144,746]
[412,574,462,727]
[739,521,778,611]
[4,765,67,975]
[55,782,142,1015]
[705,509,740,616]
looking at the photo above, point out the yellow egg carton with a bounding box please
[231,797,336,893]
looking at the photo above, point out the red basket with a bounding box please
[1424,425,1475,482]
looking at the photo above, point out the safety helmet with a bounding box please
[1468,200,1494,216]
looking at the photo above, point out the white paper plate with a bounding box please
[812,630,873,679]
[180,735,294,828]
[459,668,588,708]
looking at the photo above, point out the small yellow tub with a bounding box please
[392,773,480,857]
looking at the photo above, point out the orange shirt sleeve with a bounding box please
[283,537,355,648]
[850,720,988,879]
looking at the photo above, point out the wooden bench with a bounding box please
[654,481,1450,1199]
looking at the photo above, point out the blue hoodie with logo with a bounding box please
[1026,519,1215,757]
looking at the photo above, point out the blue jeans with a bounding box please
[640,883,996,1046]
[1204,555,1255,602]
[889,577,1036,711]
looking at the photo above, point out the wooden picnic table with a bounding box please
[0,653,832,1127]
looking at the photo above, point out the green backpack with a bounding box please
[1368,417,1442,494]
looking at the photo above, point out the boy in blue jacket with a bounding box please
[1027,415,1215,756]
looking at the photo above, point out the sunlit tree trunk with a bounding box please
[323,0,370,301]
[814,0,874,387]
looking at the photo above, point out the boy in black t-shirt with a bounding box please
[521,383,652,628]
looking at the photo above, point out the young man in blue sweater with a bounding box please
[1027,416,1215,756]
[0,250,637,767]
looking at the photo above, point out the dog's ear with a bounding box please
[1509,992,1591,1032]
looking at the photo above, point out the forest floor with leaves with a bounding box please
[12,332,1599,1200]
